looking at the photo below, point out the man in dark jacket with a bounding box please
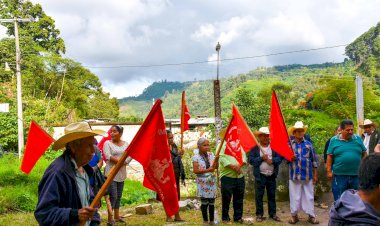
[248,127,283,222]
[34,122,106,226]
[329,153,380,225]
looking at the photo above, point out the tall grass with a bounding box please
[0,154,50,213]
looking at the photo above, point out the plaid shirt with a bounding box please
[289,138,318,181]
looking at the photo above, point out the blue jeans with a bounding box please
[331,175,358,201]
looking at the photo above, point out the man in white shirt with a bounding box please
[248,127,283,222]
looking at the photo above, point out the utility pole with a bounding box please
[355,75,364,135]
[214,42,222,145]
[0,18,32,159]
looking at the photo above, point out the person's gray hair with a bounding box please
[197,137,209,149]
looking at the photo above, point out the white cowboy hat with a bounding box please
[288,121,308,135]
[52,122,107,150]
[254,127,270,136]
[359,119,378,129]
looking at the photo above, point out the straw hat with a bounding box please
[288,121,308,135]
[359,119,378,129]
[52,122,107,150]
[254,127,270,136]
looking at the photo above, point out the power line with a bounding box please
[82,44,348,69]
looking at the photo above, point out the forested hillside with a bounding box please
[0,0,119,151]
[119,22,380,153]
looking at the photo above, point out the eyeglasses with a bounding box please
[363,125,371,129]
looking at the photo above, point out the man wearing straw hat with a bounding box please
[248,127,283,222]
[360,119,379,154]
[35,122,107,226]
[287,121,319,224]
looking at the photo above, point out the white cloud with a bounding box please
[18,0,379,98]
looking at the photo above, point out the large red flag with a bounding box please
[21,121,54,174]
[181,91,191,133]
[224,104,257,165]
[269,91,293,161]
[128,100,179,217]
[97,127,111,161]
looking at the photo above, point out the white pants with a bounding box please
[289,180,315,217]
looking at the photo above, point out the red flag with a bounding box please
[269,91,293,161]
[128,100,179,217]
[224,104,257,165]
[20,121,54,174]
[97,127,111,161]
[181,91,191,133]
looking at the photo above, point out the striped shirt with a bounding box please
[289,138,318,181]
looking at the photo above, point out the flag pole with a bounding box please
[232,103,266,155]
[180,91,185,151]
[79,101,162,226]
[78,149,130,226]
[214,115,234,158]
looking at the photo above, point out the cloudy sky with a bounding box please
[2,0,380,98]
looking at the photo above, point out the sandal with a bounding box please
[115,218,126,223]
[256,216,265,222]
[270,215,281,222]
[288,215,299,224]
[308,216,319,224]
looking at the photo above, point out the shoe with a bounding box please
[106,221,115,226]
[115,218,126,223]
[270,215,281,222]
[256,216,265,222]
[222,220,232,225]
[288,215,299,224]
[166,218,174,222]
[174,218,185,222]
[308,216,319,224]
[234,219,244,224]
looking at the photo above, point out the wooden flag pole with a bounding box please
[78,147,131,226]
[214,115,234,158]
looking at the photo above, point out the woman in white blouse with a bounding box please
[103,125,132,225]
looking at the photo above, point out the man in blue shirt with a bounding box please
[287,121,319,224]
[326,119,367,201]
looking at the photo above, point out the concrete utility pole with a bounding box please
[214,42,222,145]
[355,75,364,135]
[0,18,32,159]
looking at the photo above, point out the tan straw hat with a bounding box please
[254,127,270,136]
[288,121,308,135]
[359,119,378,129]
[52,122,107,150]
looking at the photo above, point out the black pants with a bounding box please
[255,174,276,217]
[221,176,245,221]
[200,198,215,222]
[110,181,124,209]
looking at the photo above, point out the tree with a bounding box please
[345,22,380,79]
[0,0,65,53]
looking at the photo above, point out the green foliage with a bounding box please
[119,179,155,206]
[0,154,48,213]
[345,21,380,81]
[232,87,270,128]
[283,109,340,153]
[0,0,66,53]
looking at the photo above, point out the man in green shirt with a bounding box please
[219,147,247,224]
[327,119,367,201]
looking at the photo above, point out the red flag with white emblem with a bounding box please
[128,100,179,216]
[224,104,257,165]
